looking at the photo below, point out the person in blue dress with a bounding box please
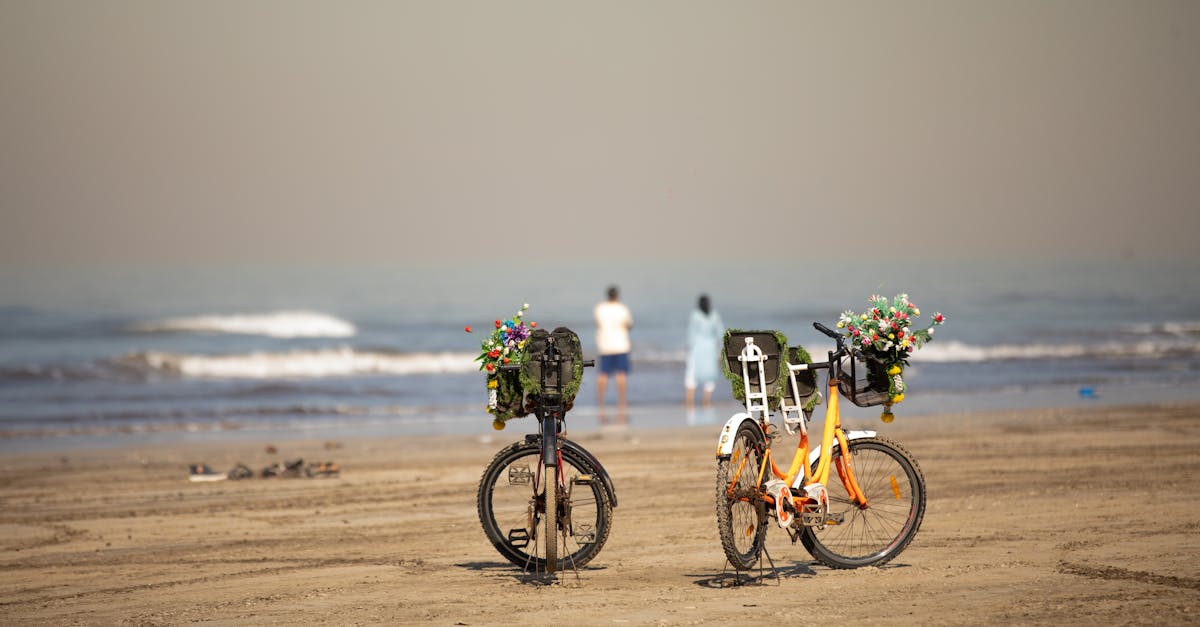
[685,294,725,409]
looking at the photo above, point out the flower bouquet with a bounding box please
[837,294,945,422]
[466,303,536,430]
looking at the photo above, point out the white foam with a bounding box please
[135,311,357,338]
[130,348,478,379]
[917,339,1197,363]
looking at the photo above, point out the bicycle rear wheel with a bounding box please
[800,436,925,568]
[715,420,768,570]
[477,441,612,572]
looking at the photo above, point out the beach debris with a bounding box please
[188,463,227,482]
[188,459,340,481]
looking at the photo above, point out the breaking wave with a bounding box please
[132,311,356,338]
[917,339,1200,363]
[123,347,478,379]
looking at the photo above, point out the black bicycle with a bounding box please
[476,332,617,574]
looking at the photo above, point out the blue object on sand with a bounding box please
[1078,386,1097,399]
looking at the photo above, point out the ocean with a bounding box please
[2,257,1198,452]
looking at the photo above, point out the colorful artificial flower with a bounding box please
[466,303,535,428]
[838,294,946,419]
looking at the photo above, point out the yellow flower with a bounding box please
[861,314,868,321]
[913,308,921,316]
[891,393,905,403]
[493,418,506,431]
[888,333,895,340]
[880,409,895,423]
[837,321,844,328]
[887,365,902,375]
[487,379,498,389]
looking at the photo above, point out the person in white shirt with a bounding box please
[594,285,633,410]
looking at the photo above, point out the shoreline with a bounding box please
[6,374,1200,455]
[3,401,1200,624]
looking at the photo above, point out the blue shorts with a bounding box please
[599,352,631,375]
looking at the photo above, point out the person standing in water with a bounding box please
[684,294,724,409]
[594,285,633,411]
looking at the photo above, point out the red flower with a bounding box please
[530,321,537,328]
[494,319,502,328]
[464,325,472,333]
[502,357,510,364]
[485,363,495,372]
[934,314,945,323]
[488,349,500,358]
[897,330,904,338]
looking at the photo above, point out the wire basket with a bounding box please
[837,351,892,407]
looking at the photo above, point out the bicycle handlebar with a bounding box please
[813,322,840,339]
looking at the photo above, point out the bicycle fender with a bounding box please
[715,413,760,458]
[562,438,618,508]
[806,429,877,466]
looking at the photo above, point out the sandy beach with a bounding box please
[2,402,1198,625]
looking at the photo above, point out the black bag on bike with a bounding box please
[721,329,787,409]
[520,327,584,409]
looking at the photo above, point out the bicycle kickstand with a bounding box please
[719,548,780,587]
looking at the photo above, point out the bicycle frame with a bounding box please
[715,338,875,514]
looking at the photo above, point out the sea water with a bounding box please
[2,257,1198,451]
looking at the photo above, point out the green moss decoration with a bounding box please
[785,344,823,413]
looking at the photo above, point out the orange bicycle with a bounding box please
[715,322,926,571]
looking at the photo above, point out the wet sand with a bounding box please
[2,403,1198,625]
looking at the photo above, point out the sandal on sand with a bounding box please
[262,458,307,478]
[226,463,253,480]
[188,463,228,482]
[307,461,340,478]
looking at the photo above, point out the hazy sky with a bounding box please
[2,1,1197,264]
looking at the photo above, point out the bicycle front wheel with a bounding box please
[715,420,768,570]
[477,441,613,572]
[800,436,925,569]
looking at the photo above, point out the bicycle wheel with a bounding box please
[715,420,768,570]
[477,441,613,572]
[800,436,925,569]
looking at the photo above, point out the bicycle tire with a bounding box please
[544,463,558,573]
[715,420,768,570]
[800,436,925,569]
[477,441,613,572]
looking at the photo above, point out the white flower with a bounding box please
[928,328,935,336]
[522,303,529,310]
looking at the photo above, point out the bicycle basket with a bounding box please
[520,327,584,408]
[722,329,786,409]
[491,369,529,421]
[837,351,891,407]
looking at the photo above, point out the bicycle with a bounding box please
[476,330,617,574]
[715,322,926,572]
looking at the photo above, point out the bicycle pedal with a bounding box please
[508,465,533,485]
[798,505,844,527]
[507,528,530,548]
[572,474,593,485]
